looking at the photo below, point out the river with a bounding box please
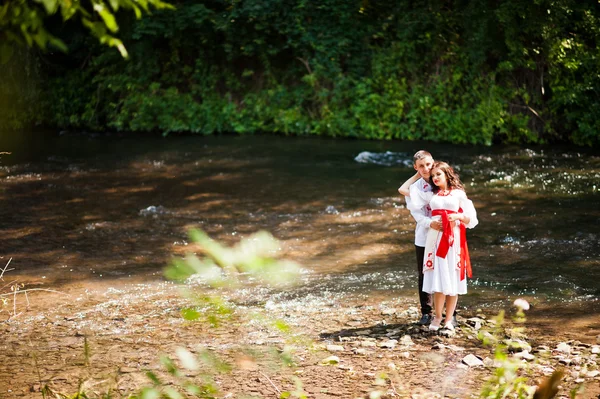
[1,132,599,341]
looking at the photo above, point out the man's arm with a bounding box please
[398,172,420,196]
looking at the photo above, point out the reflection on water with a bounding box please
[0,132,599,337]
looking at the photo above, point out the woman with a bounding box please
[404,161,478,331]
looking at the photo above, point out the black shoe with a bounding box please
[417,314,433,325]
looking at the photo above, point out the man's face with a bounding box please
[414,156,434,179]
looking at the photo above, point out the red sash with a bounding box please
[431,209,472,281]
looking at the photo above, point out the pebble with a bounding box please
[556,342,571,354]
[360,341,377,347]
[591,345,600,354]
[326,345,345,352]
[462,354,484,368]
[513,351,535,361]
[400,335,413,346]
[353,348,370,355]
[381,308,396,316]
[378,340,396,349]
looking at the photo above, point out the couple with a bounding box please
[398,150,478,331]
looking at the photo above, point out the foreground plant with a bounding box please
[478,299,576,399]
[129,229,306,399]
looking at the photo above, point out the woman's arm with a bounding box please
[398,172,420,197]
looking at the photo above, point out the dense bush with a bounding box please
[5,0,600,145]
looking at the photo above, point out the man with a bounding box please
[398,150,444,325]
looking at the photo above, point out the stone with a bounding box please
[399,352,410,359]
[440,328,456,337]
[400,335,413,346]
[353,348,370,355]
[378,340,396,349]
[586,370,600,378]
[591,345,600,354]
[513,351,536,361]
[326,345,345,352]
[381,308,396,316]
[466,317,484,330]
[570,356,583,365]
[360,341,377,347]
[483,357,495,367]
[506,339,532,353]
[462,354,484,368]
[556,342,571,354]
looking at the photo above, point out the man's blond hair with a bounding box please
[413,150,432,164]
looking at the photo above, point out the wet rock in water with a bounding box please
[462,354,484,368]
[556,342,572,354]
[326,344,345,352]
[320,355,340,365]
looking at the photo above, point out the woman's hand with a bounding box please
[447,214,469,225]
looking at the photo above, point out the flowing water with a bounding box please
[1,132,599,339]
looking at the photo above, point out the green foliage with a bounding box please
[6,0,600,145]
[0,0,173,59]
[126,229,304,399]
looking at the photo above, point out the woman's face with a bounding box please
[431,167,447,189]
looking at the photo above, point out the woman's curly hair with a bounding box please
[430,161,465,193]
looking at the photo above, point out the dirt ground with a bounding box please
[1,279,599,399]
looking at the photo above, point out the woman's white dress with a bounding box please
[409,187,478,296]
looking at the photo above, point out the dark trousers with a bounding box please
[415,245,432,315]
[415,245,457,316]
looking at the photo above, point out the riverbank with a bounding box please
[2,279,599,398]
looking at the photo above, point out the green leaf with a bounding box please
[145,371,162,385]
[40,0,58,14]
[139,388,160,399]
[180,307,201,321]
[94,2,119,32]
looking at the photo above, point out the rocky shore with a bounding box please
[1,281,599,398]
